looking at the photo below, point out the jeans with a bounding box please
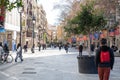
[79,52,82,56]
[15,51,23,62]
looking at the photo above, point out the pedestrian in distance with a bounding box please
[95,38,114,80]
[90,43,95,55]
[78,43,83,56]
[15,43,23,62]
[111,44,118,52]
[58,44,62,51]
[42,44,45,50]
[64,44,68,53]
[38,42,41,51]
[23,44,27,53]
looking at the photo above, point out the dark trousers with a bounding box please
[39,47,41,51]
[79,52,82,56]
[98,67,111,80]
[65,49,68,53]
[15,52,23,62]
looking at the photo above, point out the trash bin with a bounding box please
[77,55,97,74]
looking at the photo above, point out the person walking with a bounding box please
[78,44,83,56]
[90,43,95,55]
[95,38,114,80]
[58,44,62,51]
[31,44,35,53]
[3,44,9,62]
[38,42,41,51]
[111,44,118,52]
[64,44,68,53]
[15,43,23,62]
[23,44,27,53]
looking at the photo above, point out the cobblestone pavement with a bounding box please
[0,47,120,80]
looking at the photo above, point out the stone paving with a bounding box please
[0,47,120,80]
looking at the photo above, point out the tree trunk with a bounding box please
[88,32,93,57]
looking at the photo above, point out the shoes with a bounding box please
[4,60,7,62]
[15,59,17,62]
[21,59,23,62]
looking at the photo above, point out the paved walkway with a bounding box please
[0,47,119,80]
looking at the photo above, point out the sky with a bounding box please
[38,0,61,26]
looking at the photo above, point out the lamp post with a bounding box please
[38,27,42,51]
[51,31,53,43]
[38,27,42,43]
[17,4,23,53]
[31,15,36,53]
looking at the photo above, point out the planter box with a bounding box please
[77,55,97,74]
[114,52,120,57]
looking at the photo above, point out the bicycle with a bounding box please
[0,53,13,63]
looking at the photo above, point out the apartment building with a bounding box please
[56,25,64,43]
[37,5,48,44]
[0,0,48,50]
[23,0,47,47]
[3,8,20,50]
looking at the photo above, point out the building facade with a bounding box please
[56,25,64,43]
[37,5,47,45]
[23,0,47,47]
[4,8,20,50]
[0,0,48,50]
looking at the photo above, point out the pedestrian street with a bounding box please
[0,47,120,80]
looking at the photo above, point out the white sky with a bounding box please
[38,0,61,26]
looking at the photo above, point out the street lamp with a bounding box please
[38,27,42,43]
[17,4,23,53]
[31,15,36,53]
[51,31,53,43]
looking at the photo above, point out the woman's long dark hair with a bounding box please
[17,43,21,49]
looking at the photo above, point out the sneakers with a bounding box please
[15,59,17,62]
[15,59,23,62]
[21,59,23,62]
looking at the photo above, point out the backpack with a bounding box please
[100,51,110,63]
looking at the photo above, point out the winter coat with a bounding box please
[90,44,95,51]
[79,45,83,52]
[95,46,114,70]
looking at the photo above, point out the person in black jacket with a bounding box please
[111,44,118,52]
[95,38,114,80]
[3,44,9,62]
[90,43,95,56]
[78,44,83,56]
[38,42,41,51]
[64,44,68,53]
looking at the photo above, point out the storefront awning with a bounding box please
[0,27,5,33]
